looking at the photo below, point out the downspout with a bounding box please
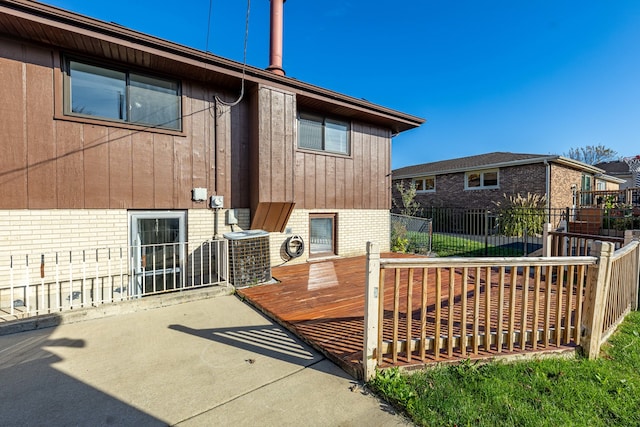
[213,97,220,239]
[544,160,551,219]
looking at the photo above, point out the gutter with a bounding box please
[544,160,550,211]
[0,0,424,132]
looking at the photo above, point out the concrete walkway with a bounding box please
[0,294,412,426]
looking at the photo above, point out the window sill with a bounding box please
[54,114,186,137]
[464,186,500,191]
[296,147,352,159]
[307,254,341,263]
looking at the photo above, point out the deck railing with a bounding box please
[363,239,640,379]
[0,239,228,322]
[544,227,624,257]
[601,241,640,343]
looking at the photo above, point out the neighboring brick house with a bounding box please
[0,0,423,286]
[594,161,635,190]
[392,152,622,212]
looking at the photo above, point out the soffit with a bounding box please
[0,0,424,133]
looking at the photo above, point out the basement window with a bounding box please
[309,213,337,256]
[64,59,181,130]
[298,113,350,155]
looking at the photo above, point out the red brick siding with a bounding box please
[393,164,547,210]
[548,164,582,210]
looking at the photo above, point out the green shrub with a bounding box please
[391,222,409,253]
[494,193,547,237]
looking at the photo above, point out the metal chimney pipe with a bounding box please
[266,0,286,75]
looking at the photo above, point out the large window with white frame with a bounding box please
[298,112,350,155]
[465,169,499,190]
[412,176,436,192]
[65,58,182,130]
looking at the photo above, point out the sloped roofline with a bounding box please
[393,153,605,180]
[0,0,424,133]
[596,174,627,184]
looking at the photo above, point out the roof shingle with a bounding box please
[393,152,552,178]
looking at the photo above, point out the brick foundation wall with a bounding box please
[267,209,390,266]
[0,208,252,258]
[0,208,385,292]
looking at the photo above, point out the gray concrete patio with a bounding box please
[0,293,411,426]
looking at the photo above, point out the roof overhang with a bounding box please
[0,0,424,134]
[596,174,627,184]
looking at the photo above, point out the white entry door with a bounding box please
[130,211,186,296]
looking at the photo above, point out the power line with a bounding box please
[206,0,251,107]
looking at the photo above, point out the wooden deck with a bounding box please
[237,254,578,378]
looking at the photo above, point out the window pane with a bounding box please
[324,119,349,154]
[413,179,424,191]
[484,171,498,187]
[70,61,126,120]
[467,173,480,187]
[425,177,435,190]
[310,217,334,254]
[299,115,323,150]
[130,74,181,129]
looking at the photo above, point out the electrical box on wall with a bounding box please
[226,209,238,225]
[192,188,207,202]
[210,195,224,209]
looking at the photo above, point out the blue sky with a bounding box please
[42,0,640,169]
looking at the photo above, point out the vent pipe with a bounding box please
[266,0,286,76]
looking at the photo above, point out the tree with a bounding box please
[394,181,421,217]
[563,145,618,165]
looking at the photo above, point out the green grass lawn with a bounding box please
[368,311,640,427]
[407,232,525,257]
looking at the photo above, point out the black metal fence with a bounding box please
[577,188,640,209]
[392,207,567,257]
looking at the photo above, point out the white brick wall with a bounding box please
[0,207,387,291]
[267,209,390,266]
[0,208,244,309]
[0,210,128,255]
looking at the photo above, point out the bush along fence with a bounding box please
[363,231,640,380]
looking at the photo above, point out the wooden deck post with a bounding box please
[581,241,615,359]
[363,242,380,381]
[623,231,640,310]
[542,223,553,257]
[624,229,640,246]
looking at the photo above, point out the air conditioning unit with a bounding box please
[224,230,271,287]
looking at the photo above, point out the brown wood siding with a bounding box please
[83,125,110,207]
[131,132,154,207]
[0,54,28,208]
[55,120,84,208]
[230,98,250,208]
[0,38,236,210]
[26,49,57,208]
[255,86,296,205]
[293,121,392,210]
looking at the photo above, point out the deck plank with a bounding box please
[237,254,577,377]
